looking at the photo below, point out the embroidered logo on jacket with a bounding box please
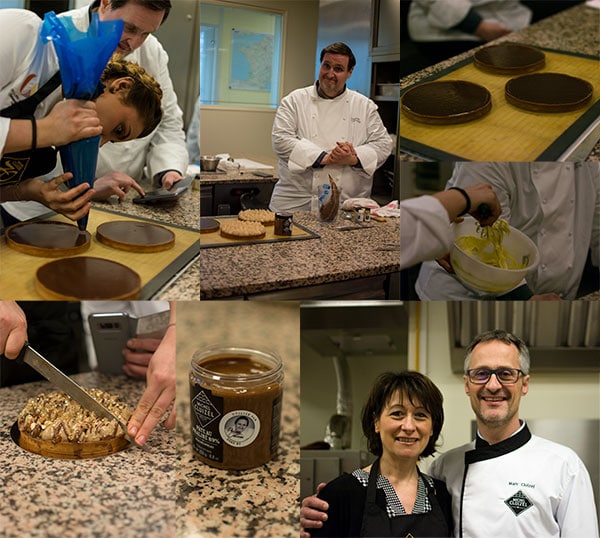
[0,156,29,185]
[504,490,533,516]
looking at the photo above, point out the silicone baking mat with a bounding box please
[200,216,319,248]
[0,207,199,299]
[400,48,600,161]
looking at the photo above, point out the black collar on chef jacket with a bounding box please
[466,421,532,464]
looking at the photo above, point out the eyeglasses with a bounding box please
[466,368,524,385]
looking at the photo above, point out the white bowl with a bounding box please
[450,217,539,294]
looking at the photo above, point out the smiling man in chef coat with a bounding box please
[2,0,189,223]
[269,42,393,213]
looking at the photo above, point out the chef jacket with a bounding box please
[269,82,393,213]
[0,10,62,171]
[2,2,189,222]
[401,195,454,270]
[428,423,599,538]
[408,0,531,43]
[415,162,600,300]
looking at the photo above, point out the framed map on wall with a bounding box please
[230,29,274,91]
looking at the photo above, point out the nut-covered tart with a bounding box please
[220,219,266,240]
[17,389,133,459]
[238,209,276,225]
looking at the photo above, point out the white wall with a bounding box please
[418,302,600,470]
[200,0,320,157]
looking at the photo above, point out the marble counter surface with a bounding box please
[175,302,300,538]
[0,371,176,538]
[400,3,600,161]
[200,212,400,299]
[93,181,200,301]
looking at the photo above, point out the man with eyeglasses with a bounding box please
[428,329,597,537]
[300,329,598,538]
[2,0,188,223]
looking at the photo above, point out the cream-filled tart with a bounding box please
[17,389,133,459]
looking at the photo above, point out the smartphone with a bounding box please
[89,310,171,374]
[88,312,134,374]
[252,171,274,178]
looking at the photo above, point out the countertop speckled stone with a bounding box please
[0,372,176,538]
[175,302,300,538]
[92,180,200,300]
[400,3,600,161]
[199,211,400,299]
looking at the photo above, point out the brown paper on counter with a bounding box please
[0,207,199,300]
[400,50,599,161]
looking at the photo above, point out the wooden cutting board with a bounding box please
[199,216,319,248]
[0,207,199,300]
[400,48,600,161]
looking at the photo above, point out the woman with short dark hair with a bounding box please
[312,371,453,537]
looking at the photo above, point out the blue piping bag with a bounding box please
[41,12,123,230]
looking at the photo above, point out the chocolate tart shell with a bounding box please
[401,80,492,125]
[474,43,545,75]
[505,73,593,112]
[35,256,141,300]
[6,221,91,257]
[96,221,175,253]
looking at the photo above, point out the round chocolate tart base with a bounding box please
[35,256,141,300]
[505,73,593,112]
[12,422,129,460]
[474,43,545,74]
[96,221,175,253]
[200,217,220,234]
[6,221,91,257]
[401,80,492,125]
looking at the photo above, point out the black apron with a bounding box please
[0,71,62,186]
[360,459,451,538]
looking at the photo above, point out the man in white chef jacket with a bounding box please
[299,329,599,538]
[269,42,393,213]
[415,162,600,300]
[428,329,598,538]
[2,0,188,222]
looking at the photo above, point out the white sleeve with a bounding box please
[400,195,453,270]
[556,457,599,538]
[272,90,323,172]
[0,10,42,156]
[413,0,473,30]
[142,40,188,179]
[355,101,393,177]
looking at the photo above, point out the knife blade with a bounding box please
[17,344,137,446]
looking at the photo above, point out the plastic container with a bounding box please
[189,346,284,470]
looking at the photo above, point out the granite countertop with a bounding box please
[200,211,400,299]
[400,3,600,161]
[175,302,300,538]
[0,371,176,538]
[199,154,279,185]
[93,182,200,301]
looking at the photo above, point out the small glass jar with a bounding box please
[189,346,284,470]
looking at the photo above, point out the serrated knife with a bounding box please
[17,343,137,446]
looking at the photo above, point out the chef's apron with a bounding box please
[0,71,62,187]
[360,459,451,538]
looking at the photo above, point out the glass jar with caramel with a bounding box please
[189,346,284,470]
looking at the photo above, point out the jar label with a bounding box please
[191,385,224,463]
[219,410,260,448]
